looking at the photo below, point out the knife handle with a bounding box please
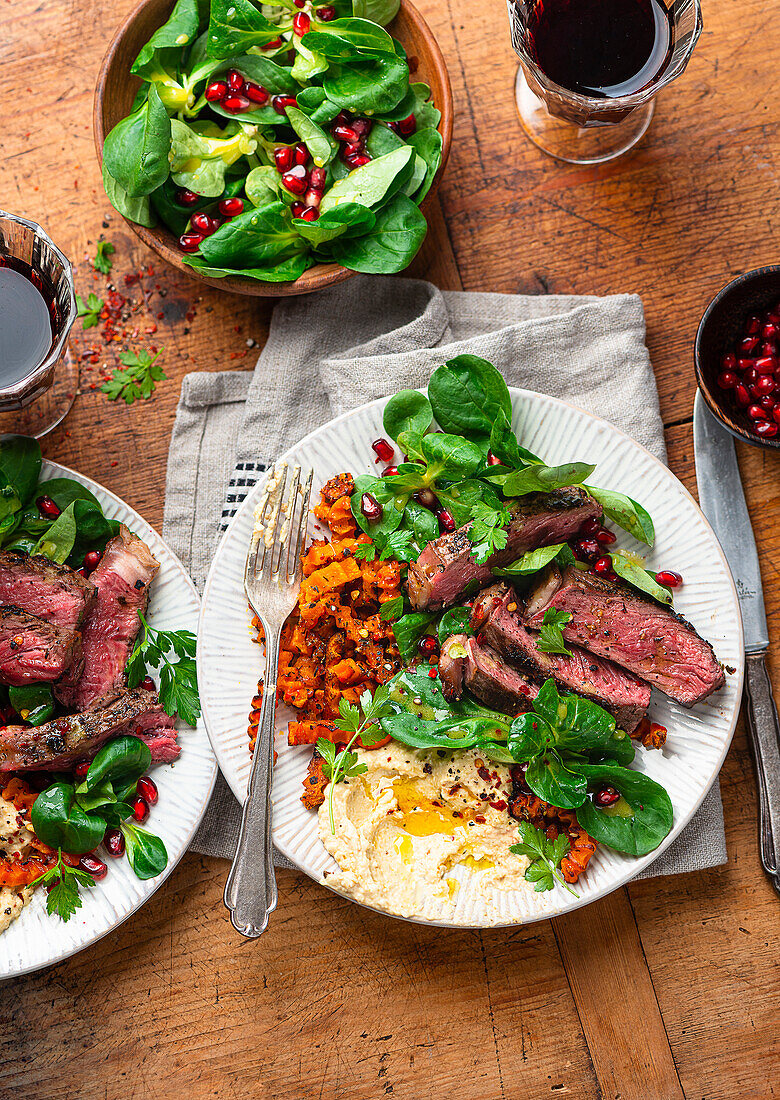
[744,653,780,897]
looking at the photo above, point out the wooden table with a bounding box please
[2,1,779,1096]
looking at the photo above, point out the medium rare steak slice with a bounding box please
[406,488,601,611]
[525,566,725,706]
[439,634,539,716]
[0,688,178,771]
[0,550,96,631]
[0,606,82,686]
[56,525,159,710]
[475,583,650,733]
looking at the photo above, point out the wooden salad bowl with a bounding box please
[93,0,453,297]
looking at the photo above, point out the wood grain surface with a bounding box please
[1,0,779,1098]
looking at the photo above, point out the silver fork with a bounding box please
[224,462,314,938]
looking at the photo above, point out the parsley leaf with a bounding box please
[317,687,394,832]
[76,292,104,329]
[94,240,116,275]
[126,612,200,725]
[101,348,166,405]
[379,595,404,622]
[379,529,416,563]
[29,849,95,922]
[469,500,511,565]
[354,542,377,562]
[510,821,577,896]
[536,608,573,657]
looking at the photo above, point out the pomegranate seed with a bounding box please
[245,82,269,104]
[290,201,306,218]
[346,153,371,168]
[74,761,90,778]
[748,404,766,420]
[372,438,395,461]
[293,143,310,167]
[205,81,228,102]
[418,635,439,657]
[738,361,757,377]
[274,146,294,173]
[218,197,244,217]
[272,94,297,114]
[762,323,779,340]
[293,11,311,34]
[740,336,759,354]
[655,570,683,588]
[734,384,750,407]
[333,124,360,144]
[721,352,737,370]
[131,795,150,824]
[594,555,612,575]
[437,509,456,533]
[717,370,738,389]
[317,4,336,18]
[382,465,399,477]
[222,93,250,112]
[595,526,616,545]
[759,395,776,410]
[579,517,601,536]
[744,315,761,335]
[360,493,383,522]
[593,785,620,808]
[754,357,776,375]
[294,0,304,7]
[37,495,60,518]
[351,118,372,137]
[82,550,101,573]
[760,341,777,357]
[191,213,218,235]
[333,111,351,128]
[176,188,200,206]
[310,166,327,189]
[302,188,321,209]
[299,206,319,221]
[262,36,283,48]
[575,538,600,563]
[79,854,108,880]
[104,828,125,858]
[282,165,309,194]
[341,143,363,160]
[136,776,159,805]
[755,420,779,438]
[76,567,88,578]
[486,451,503,466]
[773,406,780,425]
[227,69,245,91]
[140,675,155,692]
[397,113,417,136]
[414,488,439,511]
[755,374,776,395]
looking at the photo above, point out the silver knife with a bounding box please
[694,390,780,896]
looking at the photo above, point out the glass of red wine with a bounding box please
[508,0,702,164]
[0,210,78,438]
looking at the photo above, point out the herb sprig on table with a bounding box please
[76,292,104,329]
[93,240,116,275]
[101,349,167,404]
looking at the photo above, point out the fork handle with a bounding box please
[224,625,280,936]
[744,653,780,898]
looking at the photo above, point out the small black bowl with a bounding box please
[695,265,780,450]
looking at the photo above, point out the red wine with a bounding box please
[0,260,55,389]
[526,0,673,98]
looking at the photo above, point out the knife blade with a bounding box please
[693,390,780,897]
[693,392,769,653]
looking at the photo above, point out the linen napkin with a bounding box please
[164,275,727,879]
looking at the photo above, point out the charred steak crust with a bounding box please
[525,566,726,707]
[0,605,83,686]
[462,637,539,716]
[0,688,176,771]
[406,488,601,611]
[0,550,96,631]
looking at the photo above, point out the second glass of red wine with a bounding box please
[0,210,78,438]
[508,0,702,164]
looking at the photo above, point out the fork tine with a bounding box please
[248,463,281,583]
[260,463,289,578]
[280,465,302,577]
[289,468,314,580]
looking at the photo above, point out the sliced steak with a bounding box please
[439,634,468,701]
[0,688,177,771]
[0,606,82,686]
[0,551,96,631]
[476,583,650,733]
[440,634,539,716]
[406,487,601,611]
[525,566,725,706]
[56,526,159,710]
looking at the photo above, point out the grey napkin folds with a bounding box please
[164,275,727,880]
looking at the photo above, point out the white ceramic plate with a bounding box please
[199,390,744,927]
[0,461,217,978]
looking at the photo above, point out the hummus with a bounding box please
[0,794,36,933]
[318,742,529,922]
